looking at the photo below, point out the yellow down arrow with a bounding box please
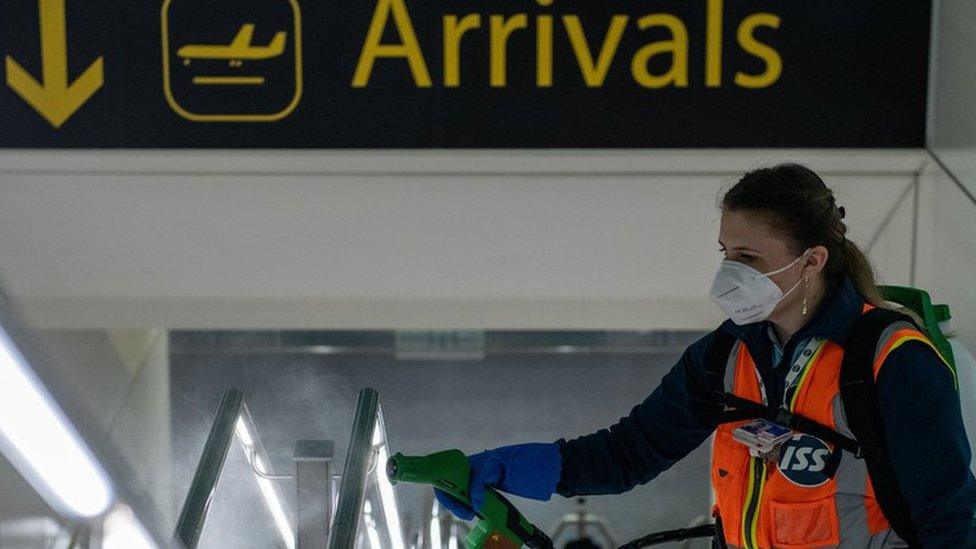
[5,0,103,128]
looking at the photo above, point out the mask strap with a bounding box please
[773,248,812,300]
[780,272,806,300]
[759,248,812,278]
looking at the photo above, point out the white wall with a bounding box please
[0,150,924,330]
[929,0,976,200]
[924,0,976,352]
[916,163,976,352]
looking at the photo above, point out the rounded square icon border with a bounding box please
[161,0,303,122]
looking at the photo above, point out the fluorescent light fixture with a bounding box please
[0,323,114,518]
[363,501,382,549]
[372,409,405,549]
[102,505,157,549]
[375,443,405,549]
[371,417,383,446]
[430,515,442,549]
[235,417,295,549]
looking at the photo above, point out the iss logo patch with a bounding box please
[777,435,832,487]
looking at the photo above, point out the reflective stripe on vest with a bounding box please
[710,310,948,549]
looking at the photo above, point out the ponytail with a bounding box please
[840,239,885,307]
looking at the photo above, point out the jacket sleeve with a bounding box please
[877,340,976,547]
[554,331,722,497]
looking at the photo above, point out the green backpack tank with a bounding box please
[880,285,975,475]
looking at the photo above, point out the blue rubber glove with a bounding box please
[434,443,562,521]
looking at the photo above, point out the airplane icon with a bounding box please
[161,0,304,121]
[177,24,286,66]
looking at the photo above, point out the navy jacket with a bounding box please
[556,277,976,547]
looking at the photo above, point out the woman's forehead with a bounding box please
[719,211,788,251]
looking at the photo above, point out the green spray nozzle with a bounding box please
[387,449,472,501]
[387,450,553,549]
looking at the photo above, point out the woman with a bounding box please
[436,164,976,548]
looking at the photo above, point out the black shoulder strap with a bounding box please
[841,308,921,547]
[703,329,877,460]
[703,328,737,402]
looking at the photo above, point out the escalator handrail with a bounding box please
[173,389,244,549]
[327,387,380,549]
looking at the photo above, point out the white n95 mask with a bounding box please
[709,250,811,325]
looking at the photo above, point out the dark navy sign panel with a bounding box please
[0,0,931,148]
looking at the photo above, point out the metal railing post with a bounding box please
[294,440,335,548]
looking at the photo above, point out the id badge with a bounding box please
[733,419,793,459]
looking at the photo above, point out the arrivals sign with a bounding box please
[0,0,931,147]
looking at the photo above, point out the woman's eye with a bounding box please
[718,247,755,262]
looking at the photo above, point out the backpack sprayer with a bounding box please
[387,450,554,548]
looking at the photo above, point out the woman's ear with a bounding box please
[804,245,829,277]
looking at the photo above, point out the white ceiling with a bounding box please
[0,149,926,329]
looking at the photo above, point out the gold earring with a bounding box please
[801,276,810,316]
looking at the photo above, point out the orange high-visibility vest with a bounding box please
[711,306,950,549]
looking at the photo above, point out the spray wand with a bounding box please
[387,450,554,549]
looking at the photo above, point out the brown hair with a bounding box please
[721,162,886,307]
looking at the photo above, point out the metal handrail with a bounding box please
[174,389,291,549]
[174,389,243,548]
[247,448,295,480]
[327,388,380,549]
